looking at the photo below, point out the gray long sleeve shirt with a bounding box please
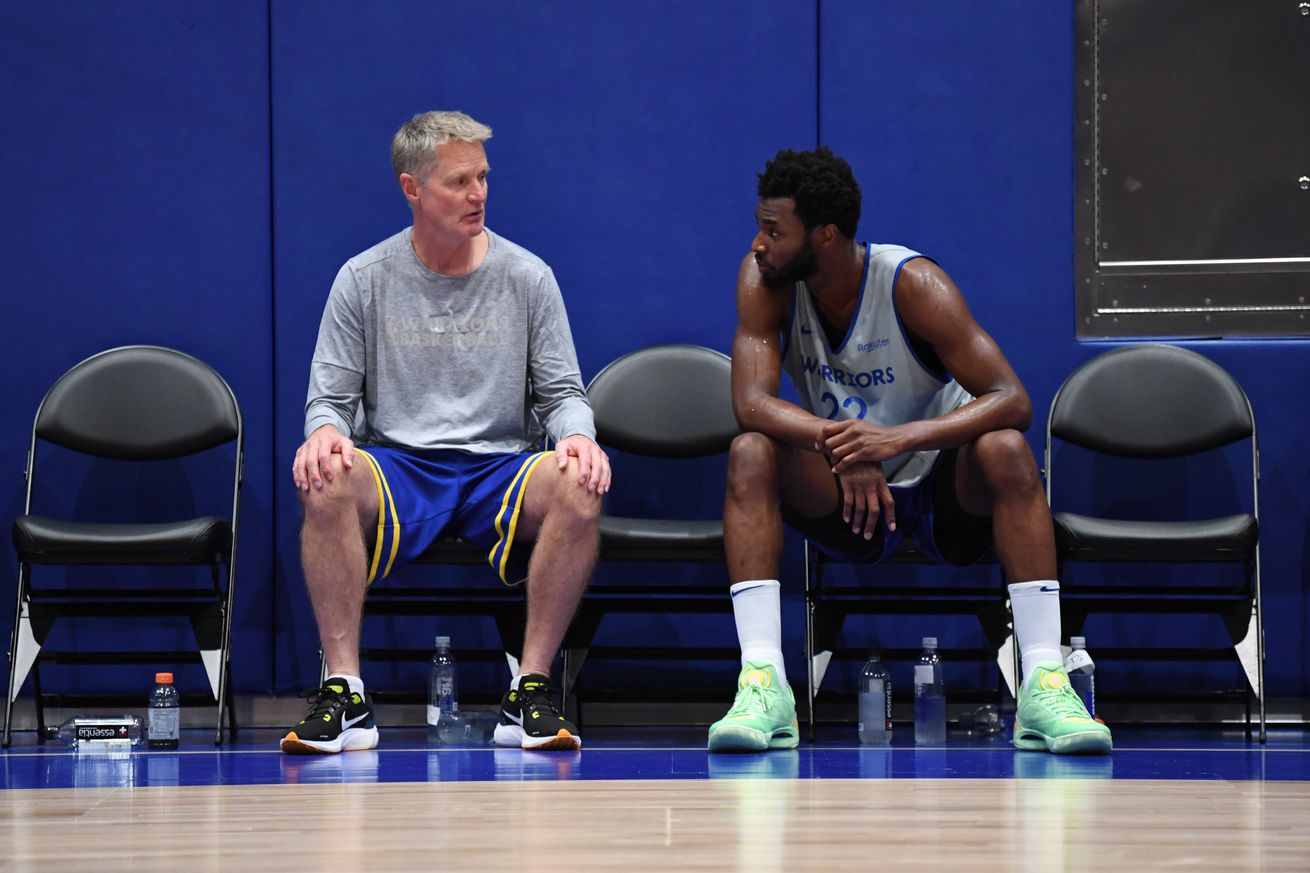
[304,227,595,452]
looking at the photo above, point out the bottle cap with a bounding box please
[155,672,173,684]
[435,635,451,648]
[922,637,937,649]
[1070,636,1086,649]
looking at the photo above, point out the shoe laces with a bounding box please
[1030,677,1089,719]
[299,683,351,717]
[519,681,564,718]
[726,681,773,717]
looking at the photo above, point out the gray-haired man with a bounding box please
[283,111,607,754]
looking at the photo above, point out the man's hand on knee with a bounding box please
[553,434,611,495]
[294,424,357,492]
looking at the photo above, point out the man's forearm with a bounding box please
[735,393,827,452]
[893,390,1031,455]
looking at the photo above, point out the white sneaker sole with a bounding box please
[494,723,581,751]
[280,726,379,755]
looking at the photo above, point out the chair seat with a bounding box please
[1054,512,1258,562]
[599,515,724,552]
[13,514,232,564]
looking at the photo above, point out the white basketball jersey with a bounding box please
[781,243,973,487]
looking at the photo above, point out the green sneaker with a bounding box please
[1014,664,1113,755]
[707,661,799,753]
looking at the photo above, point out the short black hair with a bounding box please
[757,147,861,239]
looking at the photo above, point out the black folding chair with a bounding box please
[561,344,739,710]
[1046,343,1264,740]
[5,346,242,746]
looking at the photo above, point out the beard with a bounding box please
[757,238,818,290]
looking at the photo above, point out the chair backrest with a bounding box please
[1047,344,1253,459]
[586,344,738,458]
[33,345,242,460]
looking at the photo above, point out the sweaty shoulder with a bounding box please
[893,255,960,310]
[736,251,787,321]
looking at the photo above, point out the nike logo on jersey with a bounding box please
[800,325,815,335]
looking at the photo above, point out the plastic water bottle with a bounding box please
[914,637,946,745]
[54,715,143,752]
[147,671,181,749]
[427,635,460,743]
[858,653,893,744]
[1066,636,1096,718]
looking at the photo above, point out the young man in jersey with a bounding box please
[283,111,609,755]
[708,147,1110,755]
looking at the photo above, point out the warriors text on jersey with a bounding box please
[781,243,973,486]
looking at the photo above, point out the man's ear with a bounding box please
[813,223,839,249]
[399,173,421,203]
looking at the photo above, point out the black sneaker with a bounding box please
[280,677,379,755]
[493,674,581,751]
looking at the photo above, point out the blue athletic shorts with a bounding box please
[353,446,551,586]
[781,446,993,566]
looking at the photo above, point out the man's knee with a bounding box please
[727,432,778,493]
[972,429,1040,493]
[549,457,603,525]
[300,455,370,525]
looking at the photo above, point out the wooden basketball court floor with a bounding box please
[2,725,1309,871]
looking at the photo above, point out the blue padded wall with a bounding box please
[3,2,1307,705]
[0,4,275,694]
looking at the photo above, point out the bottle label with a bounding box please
[147,708,180,740]
[427,705,442,727]
[914,665,935,686]
[1065,648,1094,674]
[75,721,136,742]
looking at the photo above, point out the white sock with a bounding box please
[328,674,364,695]
[1008,580,1064,688]
[730,579,787,682]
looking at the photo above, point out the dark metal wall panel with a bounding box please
[1076,0,1310,338]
